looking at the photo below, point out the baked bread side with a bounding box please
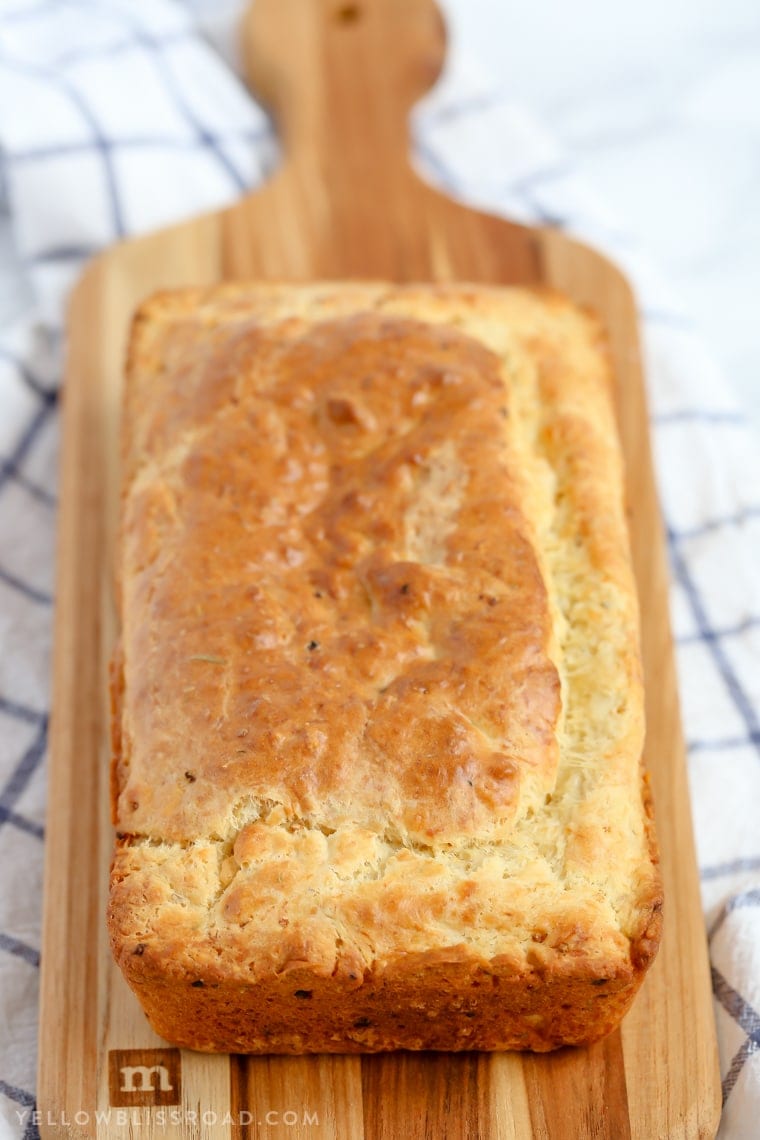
[108,283,661,1053]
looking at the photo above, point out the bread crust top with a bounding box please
[110,283,661,991]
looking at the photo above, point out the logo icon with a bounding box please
[108,1049,181,1107]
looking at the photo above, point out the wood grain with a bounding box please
[38,0,721,1137]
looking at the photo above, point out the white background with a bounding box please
[443,0,760,424]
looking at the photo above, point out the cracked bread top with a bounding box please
[110,283,660,987]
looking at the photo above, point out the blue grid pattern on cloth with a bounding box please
[1,2,759,1137]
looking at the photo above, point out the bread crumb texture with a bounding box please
[109,283,661,1052]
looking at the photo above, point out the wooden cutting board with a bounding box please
[38,1,721,1136]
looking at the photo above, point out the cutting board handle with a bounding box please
[242,0,446,186]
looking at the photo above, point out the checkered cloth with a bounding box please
[1,2,758,1137]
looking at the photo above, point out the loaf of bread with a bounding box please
[108,282,661,1053]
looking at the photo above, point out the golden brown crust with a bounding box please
[110,929,653,1053]
[109,282,661,1053]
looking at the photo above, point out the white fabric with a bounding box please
[1,1,759,1136]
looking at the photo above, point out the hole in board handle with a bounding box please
[335,3,360,23]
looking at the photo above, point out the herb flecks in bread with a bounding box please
[109,283,661,1053]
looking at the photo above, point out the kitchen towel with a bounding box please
[0,1,759,1137]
